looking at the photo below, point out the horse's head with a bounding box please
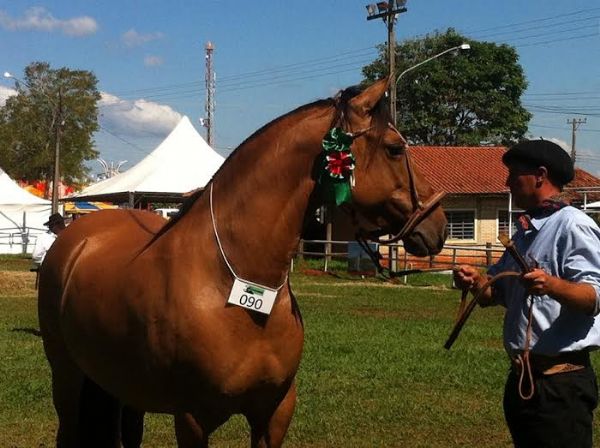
[326,78,447,256]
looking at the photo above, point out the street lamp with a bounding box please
[396,43,471,85]
[4,71,64,214]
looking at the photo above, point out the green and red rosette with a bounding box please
[319,127,355,206]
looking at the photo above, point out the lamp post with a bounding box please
[395,43,471,86]
[4,71,64,214]
[366,1,408,121]
[394,43,470,128]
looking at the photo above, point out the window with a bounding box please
[445,210,475,240]
[497,210,521,238]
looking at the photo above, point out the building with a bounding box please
[411,146,600,246]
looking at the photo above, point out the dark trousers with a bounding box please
[503,366,598,448]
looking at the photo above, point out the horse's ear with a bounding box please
[349,77,391,116]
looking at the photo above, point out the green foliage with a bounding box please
[0,62,100,189]
[362,29,532,146]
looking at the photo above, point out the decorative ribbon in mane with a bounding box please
[319,127,356,206]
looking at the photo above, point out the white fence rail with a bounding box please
[0,226,44,255]
[294,239,506,274]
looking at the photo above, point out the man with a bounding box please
[32,212,66,266]
[454,139,600,448]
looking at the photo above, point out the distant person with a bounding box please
[454,139,600,448]
[32,213,66,266]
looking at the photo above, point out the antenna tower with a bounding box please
[205,41,215,147]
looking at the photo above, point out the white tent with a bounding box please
[0,168,52,254]
[71,116,224,205]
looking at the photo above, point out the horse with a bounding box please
[38,77,448,447]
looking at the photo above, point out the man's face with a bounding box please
[505,162,540,209]
[50,222,64,235]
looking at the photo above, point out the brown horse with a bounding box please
[38,78,447,447]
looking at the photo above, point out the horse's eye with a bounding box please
[386,146,405,158]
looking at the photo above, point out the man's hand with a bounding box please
[522,268,556,296]
[522,268,597,315]
[453,265,482,291]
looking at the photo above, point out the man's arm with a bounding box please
[31,234,50,265]
[523,269,597,315]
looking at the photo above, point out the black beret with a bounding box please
[44,212,64,227]
[502,139,574,186]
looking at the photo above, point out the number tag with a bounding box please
[227,278,278,315]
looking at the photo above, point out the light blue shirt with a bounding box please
[488,206,600,356]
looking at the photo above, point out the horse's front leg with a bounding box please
[174,411,228,448]
[248,381,297,448]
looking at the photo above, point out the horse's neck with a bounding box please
[197,112,328,287]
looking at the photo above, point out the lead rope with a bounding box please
[446,271,537,400]
[515,297,535,400]
[209,183,288,291]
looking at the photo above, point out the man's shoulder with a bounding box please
[554,206,600,236]
[561,206,596,222]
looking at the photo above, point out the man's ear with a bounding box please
[537,166,549,186]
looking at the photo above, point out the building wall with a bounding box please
[442,194,510,245]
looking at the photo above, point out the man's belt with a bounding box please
[511,351,590,376]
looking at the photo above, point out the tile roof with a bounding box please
[410,146,600,197]
[410,146,509,194]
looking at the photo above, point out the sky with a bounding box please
[1,0,600,178]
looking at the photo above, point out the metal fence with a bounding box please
[0,227,44,255]
[294,238,505,275]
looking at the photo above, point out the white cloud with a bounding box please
[99,92,182,138]
[144,55,164,67]
[548,137,570,152]
[0,85,17,107]
[121,29,164,48]
[0,7,98,36]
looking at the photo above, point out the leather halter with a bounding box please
[353,122,446,244]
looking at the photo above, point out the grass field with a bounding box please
[1,254,599,447]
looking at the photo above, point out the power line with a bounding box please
[471,15,600,40]
[464,7,600,34]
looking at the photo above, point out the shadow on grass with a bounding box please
[11,327,42,337]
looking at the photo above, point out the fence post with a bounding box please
[451,247,457,288]
[298,239,304,262]
[486,242,493,266]
[324,214,332,271]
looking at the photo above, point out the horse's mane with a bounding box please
[147,82,390,244]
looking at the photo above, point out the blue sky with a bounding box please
[1,1,600,177]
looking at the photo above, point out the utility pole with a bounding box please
[567,117,586,165]
[366,1,408,273]
[204,41,215,147]
[366,1,408,121]
[51,87,63,214]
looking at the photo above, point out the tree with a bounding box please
[0,62,100,193]
[362,29,532,146]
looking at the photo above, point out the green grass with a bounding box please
[1,264,599,446]
[0,254,33,272]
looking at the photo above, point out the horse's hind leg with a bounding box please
[248,381,297,448]
[78,376,121,447]
[121,406,145,448]
[41,330,84,447]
